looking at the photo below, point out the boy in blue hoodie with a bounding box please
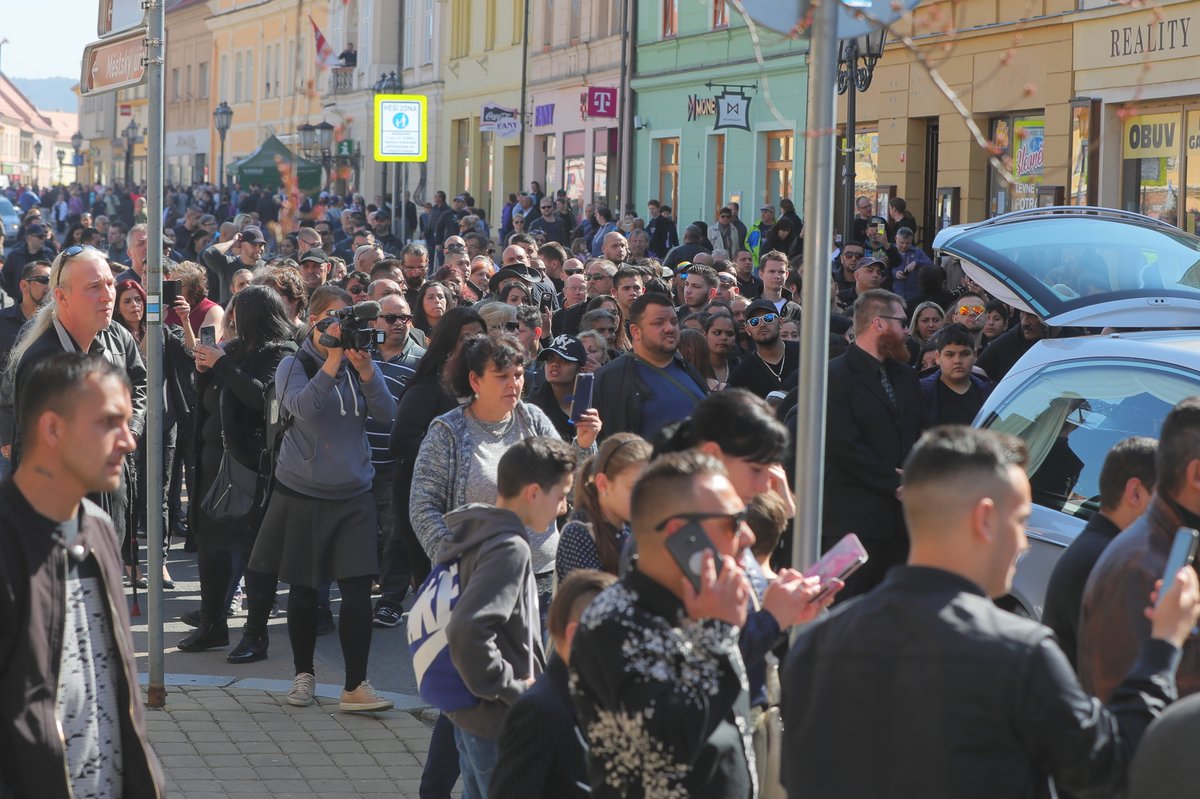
[441,436,577,799]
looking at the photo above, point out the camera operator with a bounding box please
[245,285,398,712]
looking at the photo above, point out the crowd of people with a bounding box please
[1,176,1199,799]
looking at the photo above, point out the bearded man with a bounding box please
[822,288,925,599]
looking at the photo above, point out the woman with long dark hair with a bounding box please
[412,281,449,335]
[556,433,651,581]
[177,286,298,653]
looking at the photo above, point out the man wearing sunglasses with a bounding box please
[0,261,51,368]
[950,291,987,347]
[729,298,800,400]
[2,222,56,301]
[369,293,425,629]
[527,198,569,247]
[832,241,866,294]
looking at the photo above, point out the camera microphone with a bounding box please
[352,301,381,321]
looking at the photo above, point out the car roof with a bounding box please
[1002,329,1200,379]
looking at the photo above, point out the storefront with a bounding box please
[526,84,622,212]
[166,128,209,187]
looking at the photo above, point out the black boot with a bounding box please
[177,617,229,652]
[226,631,269,664]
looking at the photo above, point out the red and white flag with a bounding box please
[309,16,339,69]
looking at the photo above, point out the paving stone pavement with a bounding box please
[143,685,458,798]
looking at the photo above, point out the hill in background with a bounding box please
[10,77,77,112]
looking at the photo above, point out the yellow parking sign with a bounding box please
[374,94,428,163]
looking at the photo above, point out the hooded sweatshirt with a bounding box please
[273,339,398,500]
[441,503,546,739]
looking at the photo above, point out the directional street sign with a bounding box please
[98,0,146,38]
[80,28,147,96]
[374,94,428,163]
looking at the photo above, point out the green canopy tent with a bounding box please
[226,135,323,194]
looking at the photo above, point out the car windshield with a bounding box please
[0,198,15,217]
[945,216,1200,319]
[979,359,1200,517]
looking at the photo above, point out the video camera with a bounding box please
[317,301,387,352]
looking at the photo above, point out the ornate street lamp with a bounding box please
[213,101,233,192]
[298,122,316,154]
[837,25,888,245]
[123,119,139,186]
[56,148,64,184]
[71,131,83,182]
[314,121,335,152]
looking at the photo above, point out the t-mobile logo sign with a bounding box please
[588,87,618,118]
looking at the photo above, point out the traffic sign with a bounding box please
[80,28,147,96]
[374,94,428,163]
[98,0,145,38]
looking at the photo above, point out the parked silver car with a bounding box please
[0,197,19,245]
[933,206,1200,618]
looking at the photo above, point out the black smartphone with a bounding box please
[569,372,595,424]
[664,521,723,594]
[199,325,217,348]
[1158,528,1200,607]
[162,279,179,307]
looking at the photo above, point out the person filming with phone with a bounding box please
[781,425,1200,798]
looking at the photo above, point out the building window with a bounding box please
[713,0,729,28]
[452,0,471,58]
[423,0,435,64]
[485,0,497,50]
[513,0,524,45]
[569,0,582,42]
[765,131,794,205]
[593,128,616,207]
[171,68,180,102]
[186,64,192,100]
[264,48,273,97]
[403,0,415,67]
[988,113,1044,216]
[244,51,255,102]
[198,62,209,99]
[713,134,726,214]
[1121,110,1180,226]
[564,131,586,203]
[658,137,680,211]
[219,54,227,101]
[274,44,281,97]
[596,0,612,38]
[234,52,243,102]
[541,134,557,190]
[1185,110,1200,234]
[454,119,471,194]
[543,0,554,48]
[663,0,678,38]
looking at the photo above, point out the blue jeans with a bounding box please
[419,714,459,799]
[452,724,498,799]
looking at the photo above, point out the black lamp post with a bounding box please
[32,141,41,185]
[71,131,83,183]
[56,149,64,184]
[298,121,340,191]
[213,101,233,192]
[123,119,139,186]
[837,26,887,245]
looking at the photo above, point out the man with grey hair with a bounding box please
[354,244,383,274]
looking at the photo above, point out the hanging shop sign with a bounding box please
[587,87,618,118]
[481,103,522,139]
[714,91,752,132]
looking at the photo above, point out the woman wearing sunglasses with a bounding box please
[339,270,371,299]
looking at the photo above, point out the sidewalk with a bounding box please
[143,680,448,798]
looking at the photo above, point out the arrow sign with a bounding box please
[98,0,146,38]
[80,28,147,96]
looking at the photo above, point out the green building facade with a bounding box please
[631,4,810,229]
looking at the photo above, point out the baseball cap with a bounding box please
[856,257,887,273]
[239,225,265,244]
[537,334,587,364]
[488,266,540,294]
[454,194,468,203]
[26,222,46,237]
[867,215,887,228]
[746,298,779,318]
[299,248,329,264]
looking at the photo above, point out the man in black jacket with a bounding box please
[0,353,164,799]
[2,222,56,300]
[592,293,707,441]
[782,425,1200,799]
[0,260,51,360]
[492,569,615,798]
[976,310,1051,381]
[823,288,924,597]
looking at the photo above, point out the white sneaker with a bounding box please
[287,672,316,707]
[340,680,393,712]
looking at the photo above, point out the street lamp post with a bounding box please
[123,119,139,186]
[56,149,64,184]
[71,131,83,183]
[213,101,233,193]
[32,141,41,186]
[836,28,887,244]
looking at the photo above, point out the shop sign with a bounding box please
[535,104,555,127]
[587,87,618,118]
[1110,17,1190,58]
[687,94,717,121]
[714,91,752,132]
[1075,10,1196,71]
[1013,119,1044,181]
[481,102,521,139]
[1123,113,1179,159]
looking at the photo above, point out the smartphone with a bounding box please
[199,325,217,348]
[569,372,595,424]
[1157,528,1200,607]
[664,521,724,594]
[805,533,869,604]
[162,279,179,307]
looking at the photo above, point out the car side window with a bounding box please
[980,360,1199,516]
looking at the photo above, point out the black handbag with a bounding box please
[200,442,262,534]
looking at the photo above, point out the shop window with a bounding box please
[594,128,616,207]
[765,131,794,206]
[1187,111,1200,235]
[1069,99,1099,206]
[1120,111,1180,226]
[988,113,1045,216]
[853,130,878,208]
[564,130,586,203]
[658,137,680,211]
[713,0,728,28]
[713,134,726,216]
[541,134,557,193]
[663,0,678,38]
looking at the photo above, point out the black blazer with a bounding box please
[491,655,590,799]
[822,344,924,543]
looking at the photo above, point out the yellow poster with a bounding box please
[1123,112,1181,159]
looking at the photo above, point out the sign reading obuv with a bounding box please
[81,28,147,96]
[375,94,428,163]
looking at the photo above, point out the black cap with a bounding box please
[866,215,887,228]
[299,248,329,264]
[239,225,265,244]
[745,298,779,318]
[488,266,539,294]
[537,334,587,364]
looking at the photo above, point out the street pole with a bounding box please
[398,166,406,246]
[144,0,167,709]
[842,39,858,244]
[792,0,837,575]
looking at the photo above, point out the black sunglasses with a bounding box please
[587,273,609,281]
[27,275,51,285]
[381,313,412,324]
[56,245,96,288]
[654,510,749,533]
[503,321,521,333]
[564,268,584,276]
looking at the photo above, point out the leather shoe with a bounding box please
[226,634,269,664]
[177,621,229,652]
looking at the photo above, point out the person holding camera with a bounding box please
[246,285,398,712]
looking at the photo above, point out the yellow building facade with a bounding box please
[165,0,214,186]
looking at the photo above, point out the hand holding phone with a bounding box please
[162,279,180,307]
[569,372,595,424]
[199,325,217,348]
[1157,528,1200,607]
[665,521,723,595]
[678,549,748,628]
[1148,529,1200,647]
[805,533,868,604]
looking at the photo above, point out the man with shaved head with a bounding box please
[601,231,629,266]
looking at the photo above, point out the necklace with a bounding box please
[470,406,516,438]
[759,350,786,380]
